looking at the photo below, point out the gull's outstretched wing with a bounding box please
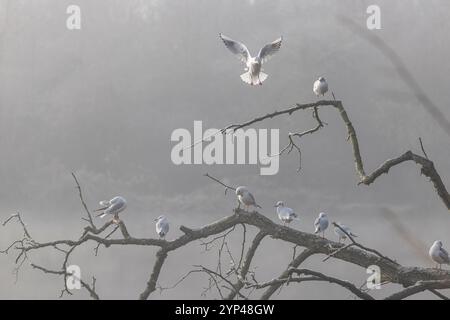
[219,33,250,63]
[257,37,282,64]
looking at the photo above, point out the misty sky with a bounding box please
[1,0,450,299]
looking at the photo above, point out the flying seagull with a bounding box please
[274,201,298,226]
[94,196,127,224]
[429,240,450,269]
[333,222,357,243]
[155,215,169,239]
[314,212,329,238]
[313,77,328,96]
[219,33,282,86]
[235,186,262,211]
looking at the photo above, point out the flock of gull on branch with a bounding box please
[94,33,449,269]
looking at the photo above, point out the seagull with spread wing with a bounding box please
[94,196,127,224]
[219,33,282,86]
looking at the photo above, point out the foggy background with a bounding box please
[1,0,450,299]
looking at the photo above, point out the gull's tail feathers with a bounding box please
[240,72,252,85]
[259,72,268,83]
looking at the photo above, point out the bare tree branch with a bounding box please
[226,231,267,300]
[5,186,450,300]
[419,137,429,160]
[218,100,450,210]
[385,280,450,300]
[260,248,316,300]
[139,249,168,300]
[324,222,397,265]
[72,173,95,228]
[4,93,450,299]
[250,268,374,300]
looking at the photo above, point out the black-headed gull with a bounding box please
[429,240,450,269]
[314,212,329,238]
[333,222,357,243]
[313,77,328,96]
[274,201,298,226]
[235,186,262,211]
[219,33,282,86]
[155,215,169,239]
[94,196,127,224]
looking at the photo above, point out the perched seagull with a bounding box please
[94,196,127,224]
[429,240,450,269]
[334,222,357,243]
[314,212,329,238]
[235,186,262,211]
[155,215,169,239]
[313,77,328,96]
[274,201,298,225]
[219,33,282,86]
